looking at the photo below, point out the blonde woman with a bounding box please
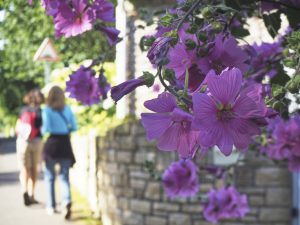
[42,86,77,219]
[16,89,44,206]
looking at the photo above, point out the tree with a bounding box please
[0,0,114,130]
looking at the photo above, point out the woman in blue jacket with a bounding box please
[42,86,77,219]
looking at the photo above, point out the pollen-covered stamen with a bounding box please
[217,104,234,121]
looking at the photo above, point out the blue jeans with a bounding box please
[44,158,72,209]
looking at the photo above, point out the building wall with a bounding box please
[71,121,293,225]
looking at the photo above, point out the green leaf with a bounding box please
[159,11,174,27]
[262,12,281,38]
[272,84,286,99]
[231,27,250,38]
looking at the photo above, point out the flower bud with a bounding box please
[201,6,213,19]
[142,71,155,87]
[185,39,196,50]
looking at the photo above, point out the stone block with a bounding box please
[106,162,119,174]
[235,166,253,186]
[131,123,146,135]
[255,168,290,186]
[130,199,151,213]
[182,204,203,213]
[135,151,156,164]
[145,182,161,200]
[130,170,150,179]
[153,202,180,212]
[259,208,291,222]
[266,188,291,206]
[116,151,132,163]
[123,211,144,225]
[119,197,129,210]
[107,149,116,161]
[249,195,265,206]
[169,213,191,225]
[130,179,146,189]
[145,216,167,225]
[115,123,131,135]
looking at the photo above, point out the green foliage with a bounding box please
[0,0,115,131]
[262,11,281,38]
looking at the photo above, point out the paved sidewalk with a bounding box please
[0,139,85,225]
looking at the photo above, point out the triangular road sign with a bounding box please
[33,38,59,62]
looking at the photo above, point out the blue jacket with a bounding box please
[41,105,77,135]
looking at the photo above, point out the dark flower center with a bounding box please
[216,104,234,121]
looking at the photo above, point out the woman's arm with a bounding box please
[41,108,51,135]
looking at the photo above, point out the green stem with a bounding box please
[176,0,202,31]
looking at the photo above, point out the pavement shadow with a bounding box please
[0,171,19,186]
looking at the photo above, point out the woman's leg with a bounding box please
[58,159,72,206]
[44,159,56,210]
[27,140,43,201]
[16,139,30,206]
[58,159,72,219]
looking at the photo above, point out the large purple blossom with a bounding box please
[198,34,249,74]
[54,0,93,38]
[41,0,61,16]
[162,160,199,198]
[66,66,102,105]
[141,92,199,158]
[264,115,300,172]
[203,186,249,223]
[193,68,267,156]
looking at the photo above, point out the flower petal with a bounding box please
[208,68,242,104]
[141,113,172,140]
[157,123,181,151]
[144,92,177,113]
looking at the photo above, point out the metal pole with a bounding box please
[44,61,50,85]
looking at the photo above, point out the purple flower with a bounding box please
[203,186,249,223]
[167,43,199,80]
[98,26,120,46]
[111,78,144,102]
[54,0,93,38]
[162,160,199,198]
[147,37,171,65]
[265,115,300,172]
[250,41,283,82]
[66,66,101,105]
[193,68,267,156]
[111,72,154,102]
[91,0,115,23]
[141,92,199,158]
[198,34,249,74]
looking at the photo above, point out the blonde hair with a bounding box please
[23,89,44,106]
[46,86,65,110]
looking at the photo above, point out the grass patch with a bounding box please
[71,188,102,225]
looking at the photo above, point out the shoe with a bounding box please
[63,203,72,220]
[29,196,39,204]
[23,192,30,206]
[46,208,56,215]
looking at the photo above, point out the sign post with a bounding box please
[33,38,60,84]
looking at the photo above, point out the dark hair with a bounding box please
[46,86,65,110]
[23,89,44,106]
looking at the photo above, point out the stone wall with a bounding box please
[72,121,293,225]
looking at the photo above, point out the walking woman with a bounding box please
[42,86,77,219]
[16,89,44,206]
